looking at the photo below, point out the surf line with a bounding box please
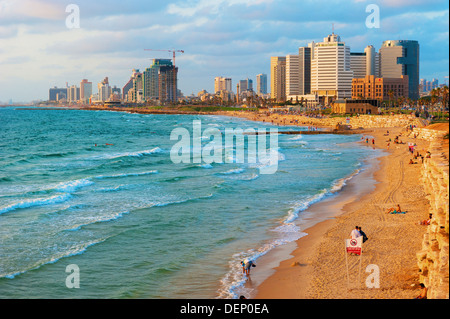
[169,120,279,174]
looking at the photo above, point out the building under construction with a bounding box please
[142,59,178,103]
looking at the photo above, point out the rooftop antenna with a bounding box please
[332,23,334,34]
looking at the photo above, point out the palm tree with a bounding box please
[398,96,406,112]
[388,90,394,108]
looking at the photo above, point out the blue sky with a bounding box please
[0,0,448,102]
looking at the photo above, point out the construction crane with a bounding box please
[144,49,184,68]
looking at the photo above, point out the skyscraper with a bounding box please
[80,79,92,104]
[350,52,366,79]
[214,77,232,93]
[270,56,286,102]
[256,74,267,95]
[143,59,177,102]
[158,64,178,103]
[286,54,300,96]
[379,40,420,100]
[311,33,353,101]
[68,85,80,103]
[298,46,311,95]
[98,77,111,102]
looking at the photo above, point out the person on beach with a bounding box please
[243,259,256,276]
[358,226,368,243]
[386,204,402,214]
[415,283,427,299]
[418,214,433,225]
[350,226,361,239]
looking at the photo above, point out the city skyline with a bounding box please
[0,0,448,102]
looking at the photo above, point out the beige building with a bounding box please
[270,56,286,102]
[214,77,232,94]
[332,99,380,114]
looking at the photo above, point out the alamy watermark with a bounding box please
[169,120,279,174]
[65,264,80,288]
[65,4,80,29]
[365,4,380,29]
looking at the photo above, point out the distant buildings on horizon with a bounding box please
[46,33,447,108]
[270,34,423,107]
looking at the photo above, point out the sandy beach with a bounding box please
[238,118,447,299]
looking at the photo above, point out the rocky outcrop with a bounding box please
[416,135,449,299]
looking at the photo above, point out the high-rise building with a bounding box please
[98,77,112,102]
[143,59,177,102]
[298,47,311,95]
[238,78,253,95]
[379,40,419,100]
[350,52,367,79]
[286,54,300,96]
[80,79,92,104]
[68,85,80,103]
[214,77,232,93]
[311,33,353,101]
[49,87,67,102]
[158,64,178,102]
[270,56,286,102]
[256,74,267,95]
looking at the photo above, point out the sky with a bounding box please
[0,0,448,103]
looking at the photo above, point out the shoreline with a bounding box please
[240,146,383,299]
[253,126,434,299]
[10,105,444,299]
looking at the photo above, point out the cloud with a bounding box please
[0,0,65,22]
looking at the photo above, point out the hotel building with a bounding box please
[310,33,353,103]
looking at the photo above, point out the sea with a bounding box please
[0,107,382,299]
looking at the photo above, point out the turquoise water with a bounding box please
[0,107,379,298]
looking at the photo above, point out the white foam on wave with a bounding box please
[65,211,130,231]
[0,193,72,215]
[95,147,163,160]
[2,238,107,279]
[95,170,159,179]
[53,178,94,193]
[221,168,245,175]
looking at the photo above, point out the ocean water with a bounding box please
[0,107,381,299]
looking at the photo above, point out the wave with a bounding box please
[283,168,363,224]
[220,168,245,175]
[98,147,163,160]
[65,211,130,231]
[53,178,94,193]
[0,193,72,215]
[94,170,158,179]
[1,238,107,279]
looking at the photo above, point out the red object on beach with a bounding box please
[346,238,362,255]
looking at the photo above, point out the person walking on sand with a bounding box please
[358,226,368,243]
[350,226,361,239]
